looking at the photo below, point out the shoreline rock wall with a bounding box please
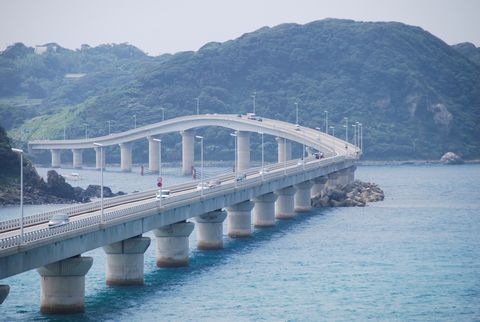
[312,180,384,207]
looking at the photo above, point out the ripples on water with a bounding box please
[1,164,479,321]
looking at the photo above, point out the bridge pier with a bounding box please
[311,176,328,198]
[148,136,159,173]
[103,236,151,285]
[347,166,356,184]
[252,192,277,227]
[36,256,93,314]
[51,149,61,168]
[275,186,296,219]
[195,210,227,250]
[327,172,340,189]
[237,131,250,171]
[181,130,195,175]
[276,137,292,162]
[94,146,105,170]
[227,200,254,237]
[119,142,133,172]
[72,148,83,169]
[294,180,313,212]
[0,285,9,304]
[153,221,194,267]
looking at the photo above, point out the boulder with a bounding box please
[440,152,464,164]
[312,180,384,208]
[46,170,76,200]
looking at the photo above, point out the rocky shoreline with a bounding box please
[312,180,384,207]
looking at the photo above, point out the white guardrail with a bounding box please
[0,156,348,251]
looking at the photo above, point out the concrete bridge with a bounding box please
[1,114,359,313]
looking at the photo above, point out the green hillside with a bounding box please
[1,19,479,161]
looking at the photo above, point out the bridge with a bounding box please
[0,114,359,313]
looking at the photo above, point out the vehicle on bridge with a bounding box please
[156,189,170,199]
[48,214,69,228]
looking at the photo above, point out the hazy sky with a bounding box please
[1,0,479,56]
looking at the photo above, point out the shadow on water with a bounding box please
[41,207,334,321]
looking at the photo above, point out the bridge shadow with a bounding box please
[45,207,334,321]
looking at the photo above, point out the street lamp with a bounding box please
[283,137,287,175]
[160,107,165,122]
[359,123,363,151]
[324,110,328,135]
[344,117,348,142]
[83,123,88,139]
[252,91,256,115]
[195,98,200,115]
[107,120,112,135]
[11,148,24,244]
[63,125,66,140]
[195,135,204,195]
[259,132,264,180]
[352,124,357,148]
[153,138,162,206]
[230,132,237,187]
[330,126,335,155]
[93,143,104,223]
[295,102,299,125]
[133,115,137,129]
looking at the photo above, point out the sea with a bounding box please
[0,164,479,321]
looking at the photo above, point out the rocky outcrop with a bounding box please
[312,180,384,207]
[440,152,464,164]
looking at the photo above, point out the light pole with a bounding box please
[195,98,200,115]
[11,148,24,244]
[107,120,112,135]
[93,143,104,223]
[260,132,264,180]
[252,91,256,114]
[160,107,165,122]
[195,135,204,195]
[330,126,335,155]
[295,102,299,125]
[283,137,287,175]
[63,125,66,140]
[324,110,328,135]
[153,138,162,206]
[230,132,237,187]
[359,123,363,151]
[352,124,357,148]
[344,117,348,142]
[133,115,137,129]
[83,123,88,139]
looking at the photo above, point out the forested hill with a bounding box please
[1,19,479,161]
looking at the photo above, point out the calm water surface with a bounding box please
[1,164,479,321]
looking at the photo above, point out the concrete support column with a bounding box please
[252,192,277,227]
[119,142,133,172]
[181,130,195,175]
[94,146,105,170]
[0,285,9,304]
[148,136,159,172]
[51,149,61,168]
[103,236,151,285]
[311,176,328,198]
[276,137,292,162]
[72,149,83,169]
[237,131,250,171]
[37,256,93,314]
[227,200,254,237]
[347,166,356,184]
[153,221,194,267]
[195,210,227,250]
[294,180,314,212]
[327,172,340,189]
[275,186,296,219]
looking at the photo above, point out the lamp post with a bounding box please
[93,143,104,223]
[283,137,287,175]
[133,115,137,129]
[63,125,66,140]
[330,126,335,155]
[260,132,264,180]
[324,110,328,135]
[344,117,348,142]
[359,123,363,151]
[107,120,112,135]
[295,102,299,125]
[352,124,357,148]
[11,148,24,244]
[230,132,237,187]
[195,135,204,195]
[153,138,162,206]
[252,92,256,114]
[160,108,165,122]
[83,123,88,139]
[195,98,199,115]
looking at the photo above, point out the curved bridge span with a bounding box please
[1,114,360,312]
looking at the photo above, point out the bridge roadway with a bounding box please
[1,115,358,313]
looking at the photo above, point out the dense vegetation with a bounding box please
[1,19,479,162]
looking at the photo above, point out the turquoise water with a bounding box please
[1,165,479,321]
